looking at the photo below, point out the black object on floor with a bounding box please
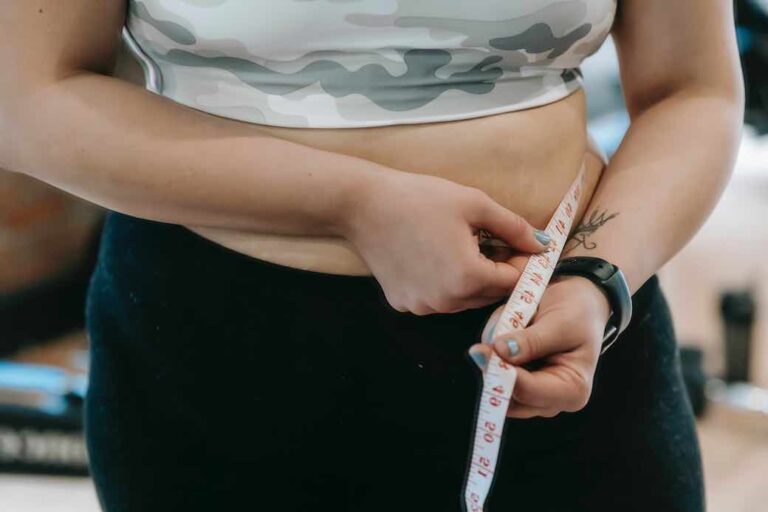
[720,289,756,383]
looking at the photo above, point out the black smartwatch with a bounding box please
[552,256,633,354]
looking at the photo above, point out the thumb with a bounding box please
[471,197,550,254]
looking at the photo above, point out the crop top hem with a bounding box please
[146,76,584,129]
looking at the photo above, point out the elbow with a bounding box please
[627,65,746,126]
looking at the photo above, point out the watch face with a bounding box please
[595,262,617,281]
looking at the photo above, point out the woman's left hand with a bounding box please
[467,274,612,418]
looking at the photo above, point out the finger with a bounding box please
[490,313,580,366]
[472,258,522,297]
[504,253,533,271]
[467,343,493,371]
[470,196,551,254]
[478,284,519,300]
[511,365,592,412]
[506,402,561,419]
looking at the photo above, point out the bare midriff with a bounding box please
[183,87,605,276]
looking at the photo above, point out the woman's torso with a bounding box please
[186,90,605,275]
[119,0,616,275]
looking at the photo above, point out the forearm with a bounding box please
[0,71,381,237]
[564,89,743,293]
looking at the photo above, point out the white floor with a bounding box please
[0,475,100,512]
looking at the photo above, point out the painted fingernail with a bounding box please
[507,340,520,357]
[534,230,551,246]
[469,350,487,370]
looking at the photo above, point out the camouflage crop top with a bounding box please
[123,0,617,128]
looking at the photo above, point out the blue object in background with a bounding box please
[0,362,70,394]
[589,110,631,159]
[580,37,630,158]
[0,361,87,415]
[737,26,756,52]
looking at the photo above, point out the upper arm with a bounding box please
[0,0,127,93]
[611,0,744,117]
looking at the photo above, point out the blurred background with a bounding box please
[2,3,768,511]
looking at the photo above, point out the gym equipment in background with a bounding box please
[0,362,88,476]
[705,287,768,416]
[721,290,757,383]
[679,287,767,419]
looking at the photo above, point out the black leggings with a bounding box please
[85,212,704,512]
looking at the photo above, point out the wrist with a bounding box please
[326,162,388,239]
[552,256,634,353]
[552,274,612,324]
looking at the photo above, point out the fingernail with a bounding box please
[507,340,520,357]
[469,350,487,370]
[534,230,551,246]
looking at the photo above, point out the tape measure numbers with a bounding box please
[463,165,586,512]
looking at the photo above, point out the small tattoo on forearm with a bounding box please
[563,208,619,254]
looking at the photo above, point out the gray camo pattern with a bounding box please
[125,0,617,127]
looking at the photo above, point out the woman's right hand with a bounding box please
[342,169,551,315]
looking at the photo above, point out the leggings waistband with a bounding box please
[102,211,660,321]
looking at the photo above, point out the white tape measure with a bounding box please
[463,164,586,512]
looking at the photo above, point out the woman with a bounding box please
[0,1,743,511]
